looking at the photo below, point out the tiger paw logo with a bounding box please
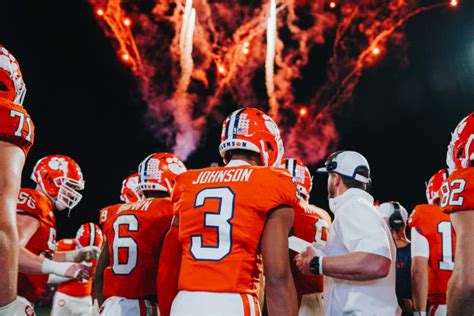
[166,157,187,175]
[47,157,69,174]
[25,305,35,316]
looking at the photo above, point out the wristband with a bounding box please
[41,259,73,277]
[309,256,324,275]
[319,256,324,275]
[65,249,79,262]
[413,312,426,316]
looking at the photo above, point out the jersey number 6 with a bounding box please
[112,214,139,275]
[190,187,235,261]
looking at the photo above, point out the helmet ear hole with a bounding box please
[0,82,7,91]
[266,142,274,152]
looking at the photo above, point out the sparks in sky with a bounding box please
[88,0,457,163]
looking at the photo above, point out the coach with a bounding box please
[296,150,401,315]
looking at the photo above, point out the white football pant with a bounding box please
[171,291,260,316]
[299,293,323,316]
[428,304,447,316]
[99,296,156,316]
[51,291,93,316]
[16,296,34,316]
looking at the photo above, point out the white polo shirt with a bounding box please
[322,188,401,315]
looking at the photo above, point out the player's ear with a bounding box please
[332,173,342,186]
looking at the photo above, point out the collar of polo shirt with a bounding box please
[329,188,374,214]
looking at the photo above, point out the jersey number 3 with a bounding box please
[190,187,235,261]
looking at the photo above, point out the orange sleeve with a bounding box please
[0,100,34,156]
[16,189,43,221]
[56,239,76,252]
[171,177,183,217]
[157,225,181,316]
[267,169,301,211]
[408,205,426,233]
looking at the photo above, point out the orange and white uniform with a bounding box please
[170,162,300,315]
[292,203,331,316]
[16,188,56,305]
[0,97,34,155]
[291,203,330,316]
[409,204,456,314]
[52,239,93,316]
[100,198,174,316]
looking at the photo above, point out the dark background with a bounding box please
[2,1,473,238]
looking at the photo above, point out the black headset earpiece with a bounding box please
[388,201,404,231]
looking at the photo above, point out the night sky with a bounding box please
[2,1,473,239]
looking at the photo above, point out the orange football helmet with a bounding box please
[426,168,450,205]
[446,112,474,171]
[282,158,313,201]
[0,45,26,105]
[120,173,143,203]
[219,107,284,167]
[75,222,104,249]
[137,153,187,194]
[31,155,85,211]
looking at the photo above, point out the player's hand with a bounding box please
[65,262,92,281]
[295,246,317,275]
[77,246,101,261]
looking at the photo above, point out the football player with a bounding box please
[97,173,143,229]
[17,155,95,315]
[409,169,455,316]
[158,108,300,316]
[441,113,474,315]
[51,223,105,316]
[282,158,331,316]
[0,45,34,315]
[94,153,186,315]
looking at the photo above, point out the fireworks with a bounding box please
[299,107,308,118]
[88,0,459,163]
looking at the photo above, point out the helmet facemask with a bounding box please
[53,177,84,211]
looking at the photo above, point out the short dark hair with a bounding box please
[225,149,260,163]
[144,191,170,199]
[340,176,368,191]
[338,165,370,191]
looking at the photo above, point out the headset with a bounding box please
[388,201,404,232]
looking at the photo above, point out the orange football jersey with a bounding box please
[16,188,56,303]
[173,165,300,296]
[56,238,96,297]
[101,198,173,299]
[290,203,331,296]
[439,168,474,213]
[409,204,456,304]
[0,98,34,155]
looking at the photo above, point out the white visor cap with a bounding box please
[317,150,371,184]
